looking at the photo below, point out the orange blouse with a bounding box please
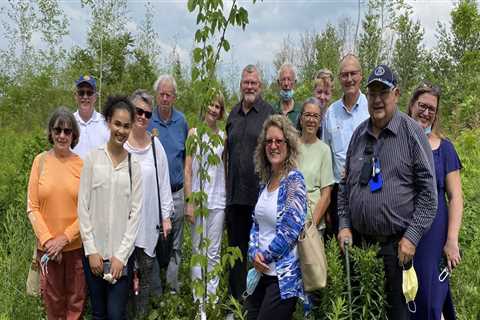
[27,151,83,251]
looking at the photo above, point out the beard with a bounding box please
[242,92,257,105]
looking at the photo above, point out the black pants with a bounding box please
[246,275,297,320]
[324,183,339,241]
[226,204,253,301]
[358,234,411,320]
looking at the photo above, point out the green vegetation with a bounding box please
[0,0,479,319]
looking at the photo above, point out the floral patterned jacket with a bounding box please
[248,169,307,300]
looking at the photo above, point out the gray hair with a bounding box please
[254,115,300,183]
[153,74,177,95]
[130,89,153,108]
[241,64,262,83]
[277,62,297,82]
[296,97,325,138]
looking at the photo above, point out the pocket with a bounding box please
[331,127,345,153]
[92,165,108,189]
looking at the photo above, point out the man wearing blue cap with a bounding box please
[72,75,109,159]
[337,65,437,319]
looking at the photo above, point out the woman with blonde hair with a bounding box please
[246,114,307,319]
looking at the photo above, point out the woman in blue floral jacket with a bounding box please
[246,114,307,320]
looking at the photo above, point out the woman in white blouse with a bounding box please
[184,93,226,312]
[124,90,173,317]
[78,95,142,320]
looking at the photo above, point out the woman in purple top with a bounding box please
[407,82,463,320]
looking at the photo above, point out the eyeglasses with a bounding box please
[417,102,437,115]
[339,70,361,80]
[77,90,95,98]
[302,112,321,120]
[367,88,393,100]
[53,127,73,136]
[265,138,286,146]
[135,107,152,119]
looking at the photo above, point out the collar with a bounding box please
[238,96,264,114]
[275,100,299,114]
[75,110,103,125]
[340,91,364,113]
[99,144,130,169]
[152,106,181,124]
[363,109,401,137]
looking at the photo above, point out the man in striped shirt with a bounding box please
[337,65,437,320]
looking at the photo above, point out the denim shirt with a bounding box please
[248,169,307,300]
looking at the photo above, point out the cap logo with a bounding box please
[374,66,385,76]
[84,75,90,80]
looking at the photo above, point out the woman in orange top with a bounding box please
[27,107,86,320]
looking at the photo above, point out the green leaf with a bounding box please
[222,39,230,51]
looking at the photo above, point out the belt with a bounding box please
[171,184,183,193]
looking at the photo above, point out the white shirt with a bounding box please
[78,145,143,265]
[124,137,174,257]
[73,110,110,159]
[191,129,226,210]
[322,92,370,182]
[255,187,279,276]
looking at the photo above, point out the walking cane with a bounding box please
[344,239,353,320]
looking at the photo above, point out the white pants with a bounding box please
[191,208,225,301]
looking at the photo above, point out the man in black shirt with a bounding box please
[338,65,437,319]
[225,64,274,302]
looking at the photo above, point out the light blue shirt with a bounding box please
[322,92,370,182]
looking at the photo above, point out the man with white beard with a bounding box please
[225,64,274,305]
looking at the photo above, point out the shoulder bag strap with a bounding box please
[151,137,164,230]
[128,152,132,219]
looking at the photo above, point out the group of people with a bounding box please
[27,53,463,320]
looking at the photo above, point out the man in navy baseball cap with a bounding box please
[75,75,97,91]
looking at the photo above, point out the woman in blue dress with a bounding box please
[407,82,463,320]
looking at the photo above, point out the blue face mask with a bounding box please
[424,126,432,136]
[279,89,294,102]
[242,268,262,299]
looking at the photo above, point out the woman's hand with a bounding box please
[253,252,270,273]
[44,234,69,259]
[88,254,104,276]
[444,239,461,271]
[185,204,195,225]
[109,256,125,280]
[162,218,172,239]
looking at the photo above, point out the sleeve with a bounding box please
[319,144,335,189]
[247,212,260,263]
[77,152,98,256]
[321,109,330,143]
[443,139,462,174]
[27,153,53,246]
[114,158,143,265]
[337,132,356,231]
[404,127,438,246]
[155,138,174,219]
[261,171,307,264]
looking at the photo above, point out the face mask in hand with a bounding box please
[402,262,418,313]
[242,268,262,299]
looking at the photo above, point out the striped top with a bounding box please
[338,110,438,246]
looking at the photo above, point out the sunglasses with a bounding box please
[135,107,152,119]
[53,127,73,136]
[77,89,95,98]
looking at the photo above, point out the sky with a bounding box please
[1,0,457,84]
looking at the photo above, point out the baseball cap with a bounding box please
[367,65,397,88]
[75,75,97,91]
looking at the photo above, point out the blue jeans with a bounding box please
[82,255,132,320]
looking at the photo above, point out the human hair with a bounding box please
[277,62,297,82]
[130,89,153,109]
[47,107,80,148]
[102,95,135,123]
[296,97,324,139]
[241,64,262,84]
[254,115,300,183]
[407,81,443,136]
[315,68,334,82]
[313,76,333,92]
[212,92,225,120]
[153,74,177,95]
[339,53,362,74]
